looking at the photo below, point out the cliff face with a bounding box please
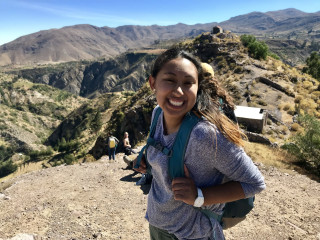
[0,72,88,153]
[15,52,159,98]
[89,84,156,160]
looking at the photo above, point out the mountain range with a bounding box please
[1,8,320,66]
[1,8,320,180]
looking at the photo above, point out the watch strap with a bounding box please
[193,188,204,207]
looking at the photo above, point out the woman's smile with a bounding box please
[168,98,184,107]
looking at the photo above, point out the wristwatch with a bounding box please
[193,188,204,207]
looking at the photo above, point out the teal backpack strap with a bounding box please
[168,112,201,178]
[149,107,162,137]
[134,145,147,169]
[198,208,223,223]
[134,107,162,169]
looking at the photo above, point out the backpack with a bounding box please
[109,137,116,148]
[134,107,254,229]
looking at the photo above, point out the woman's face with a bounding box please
[149,57,198,124]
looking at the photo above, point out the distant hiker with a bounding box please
[123,132,136,156]
[133,47,265,239]
[122,131,152,184]
[107,134,119,161]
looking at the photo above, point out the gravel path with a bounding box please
[0,153,319,240]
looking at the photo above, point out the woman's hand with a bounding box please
[171,165,198,205]
[133,155,147,173]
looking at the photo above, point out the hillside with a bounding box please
[219,8,320,36]
[0,23,213,66]
[10,51,161,98]
[1,9,320,67]
[1,28,320,181]
[0,149,319,240]
[0,72,88,152]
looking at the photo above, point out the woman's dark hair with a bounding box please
[194,73,246,146]
[151,47,203,79]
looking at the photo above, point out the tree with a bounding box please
[282,115,320,175]
[248,41,269,60]
[240,34,256,47]
[303,52,320,81]
[91,111,102,132]
[240,34,269,60]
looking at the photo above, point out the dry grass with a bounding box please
[244,142,295,170]
[244,142,319,181]
[0,178,16,193]
[0,161,45,184]
[0,160,46,192]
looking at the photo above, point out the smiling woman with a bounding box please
[134,47,266,240]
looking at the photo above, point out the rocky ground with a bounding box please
[0,152,319,240]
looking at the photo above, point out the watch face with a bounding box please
[194,197,204,207]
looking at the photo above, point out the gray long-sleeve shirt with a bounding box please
[145,106,266,239]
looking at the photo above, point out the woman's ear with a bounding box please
[149,76,156,91]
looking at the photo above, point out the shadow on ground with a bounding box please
[120,168,151,194]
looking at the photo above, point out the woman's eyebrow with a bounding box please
[163,72,195,78]
[163,72,176,76]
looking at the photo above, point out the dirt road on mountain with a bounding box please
[0,153,319,240]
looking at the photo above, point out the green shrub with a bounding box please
[56,91,72,102]
[28,147,54,162]
[0,160,17,177]
[64,154,75,165]
[22,113,30,123]
[302,52,320,80]
[240,34,269,60]
[240,34,256,47]
[91,111,102,132]
[0,124,8,131]
[268,52,280,60]
[248,41,268,60]
[0,146,14,162]
[234,66,243,74]
[57,139,80,153]
[282,114,320,175]
[257,100,268,106]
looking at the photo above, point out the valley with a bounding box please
[0,8,319,239]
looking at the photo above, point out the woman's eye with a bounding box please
[165,79,175,83]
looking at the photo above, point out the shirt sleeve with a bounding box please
[187,121,266,198]
[214,127,265,197]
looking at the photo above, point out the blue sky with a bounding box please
[1,0,320,45]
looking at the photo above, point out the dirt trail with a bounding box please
[0,153,319,240]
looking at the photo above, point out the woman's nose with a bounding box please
[173,85,183,95]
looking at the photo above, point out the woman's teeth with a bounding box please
[169,100,183,106]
